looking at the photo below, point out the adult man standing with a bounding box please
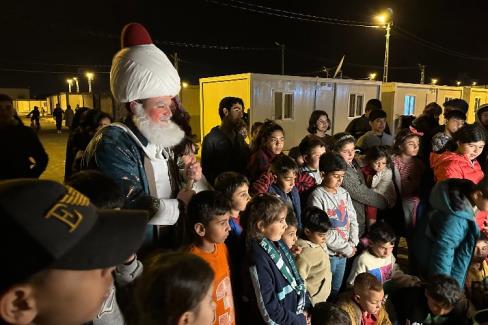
[201,96,250,184]
[83,23,197,241]
[52,103,64,133]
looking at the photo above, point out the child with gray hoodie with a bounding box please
[307,152,359,300]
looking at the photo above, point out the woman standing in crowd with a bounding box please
[332,132,388,236]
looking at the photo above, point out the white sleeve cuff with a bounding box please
[148,198,180,225]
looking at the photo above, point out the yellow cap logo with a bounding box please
[45,186,89,232]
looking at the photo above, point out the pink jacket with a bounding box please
[430,151,484,184]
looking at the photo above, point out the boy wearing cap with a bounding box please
[356,110,393,152]
[0,179,147,325]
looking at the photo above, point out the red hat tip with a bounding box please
[121,23,153,48]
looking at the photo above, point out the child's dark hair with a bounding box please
[270,154,298,177]
[453,124,485,145]
[254,119,284,151]
[299,135,326,156]
[393,128,421,155]
[444,98,469,114]
[440,124,485,153]
[368,221,396,244]
[301,207,331,234]
[365,99,383,113]
[187,191,231,238]
[213,171,250,199]
[425,274,464,307]
[332,132,356,152]
[319,152,347,174]
[307,110,330,134]
[364,146,391,166]
[241,193,287,245]
[66,170,125,209]
[286,209,298,228]
[173,136,199,158]
[131,251,214,325]
[251,121,264,137]
[423,102,443,117]
[218,96,244,120]
[354,272,383,294]
[446,177,488,211]
[312,302,351,325]
[444,109,466,121]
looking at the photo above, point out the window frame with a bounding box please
[348,93,365,118]
[273,90,295,120]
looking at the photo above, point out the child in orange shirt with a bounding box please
[188,191,235,325]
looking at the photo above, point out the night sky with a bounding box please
[2,0,487,97]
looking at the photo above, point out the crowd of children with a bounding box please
[4,96,488,325]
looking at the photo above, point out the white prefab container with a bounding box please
[381,83,465,134]
[200,73,381,150]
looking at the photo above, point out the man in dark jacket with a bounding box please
[201,96,250,184]
[52,103,64,133]
[0,94,48,179]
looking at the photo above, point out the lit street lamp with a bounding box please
[369,73,377,80]
[86,72,94,93]
[456,81,461,86]
[182,82,189,88]
[431,78,438,85]
[73,77,80,92]
[67,79,73,93]
[473,81,478,86]
[375,9,393,82]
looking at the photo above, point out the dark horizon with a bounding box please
[2,0,487,98]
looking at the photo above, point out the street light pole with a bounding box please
[67,79,73,93]
[383,21,391,82]
[73,77,80,92]
[86,72,94,93]
[275,42,285,75]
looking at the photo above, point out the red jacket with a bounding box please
[251,171,316,195]
[430,151,484,184]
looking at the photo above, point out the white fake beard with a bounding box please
[132,103,185,148]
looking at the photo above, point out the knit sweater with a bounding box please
[341,160,387,237]
[307,187,359,257]
[295,238,332,305]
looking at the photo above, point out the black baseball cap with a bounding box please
[0,179,148,292]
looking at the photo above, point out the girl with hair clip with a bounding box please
[391,126,425,232]
[430,124,485,184]
[129,251,216,325]
[241,194,310,325]
[332,132,388,237]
